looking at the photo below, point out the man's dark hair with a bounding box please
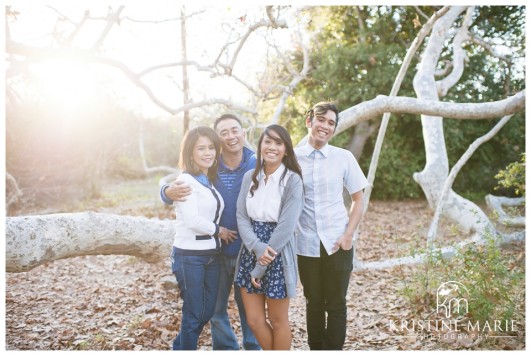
[213,114,243,130]
[305,101,340,128]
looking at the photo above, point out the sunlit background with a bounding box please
[5,1,302,210]
[5,2,526,216]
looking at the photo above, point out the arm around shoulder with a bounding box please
[176,175,218,236]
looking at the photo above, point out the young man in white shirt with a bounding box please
[295,101,369,350]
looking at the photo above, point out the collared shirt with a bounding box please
[245,163,293,222]
[295,142,369,257]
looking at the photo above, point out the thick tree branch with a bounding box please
[6,213,175,273]
[354,230,524,271]
[427,115,513,243]
[90,5,124,51]
[362,6,451,214]
[335,90,525,136]
[485,195,525,227]
[436,7,474,97]
[297,90,524,148]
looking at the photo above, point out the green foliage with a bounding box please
[495,153,525,197]
[361,114,426,199]
[444,115,525,201]
[401,232,524,325]
[285,6,525,200]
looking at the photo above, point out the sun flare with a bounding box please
[34,59,100,115]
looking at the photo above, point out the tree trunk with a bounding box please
[427,115,512,242]
[181,5,190,133]
[347,120,379,160]
[412,6,496,240]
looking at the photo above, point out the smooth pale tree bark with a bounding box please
[362,6,450,212]
[6,209,524,273]
[296,91,524,147]
[485,195,526,227]
[427,115,512,243]
[412,6,496,241]
[353,229,524,271]
[6,212,175,272]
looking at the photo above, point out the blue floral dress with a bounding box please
[235,220,287,299]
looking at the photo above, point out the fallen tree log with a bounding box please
[6,212,525,273]
[6,212,175,273]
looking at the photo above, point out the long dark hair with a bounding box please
[179,126,221,183]
[249,124,302,197]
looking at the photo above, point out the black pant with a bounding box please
[298,242,353,350]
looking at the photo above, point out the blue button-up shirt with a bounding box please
[295,142,369,257]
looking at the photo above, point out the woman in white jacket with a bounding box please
[171,126,236,350]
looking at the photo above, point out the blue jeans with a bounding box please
[172,252,220,350]
[210,254,261,350]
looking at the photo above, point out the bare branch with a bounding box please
[5,212,175,272]
[436,6,474,97]
[64,10,90,46]
[469,34,514,65]
[138,61,216,77]
[362,6,451,213]
[427,115,513,243]
[270,31,311,124]
[173,99,257,115]
[90,5,124,51]
[485,195,525,227]
[434,59,452,77]
[295,90,525,151]
[218,7,288,76]
[121,8,205,24]
[265,6,287,28]
[6,40,258,115]
[414,6,431,21]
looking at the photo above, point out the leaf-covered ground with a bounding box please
[5,179,526,350]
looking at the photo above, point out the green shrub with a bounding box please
[401,231,524,325]
[495,153,525,197]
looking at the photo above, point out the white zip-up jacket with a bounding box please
[173,173,225,255]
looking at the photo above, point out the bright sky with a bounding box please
[6,0,304,119]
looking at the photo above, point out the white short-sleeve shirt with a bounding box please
[295,143,369,257]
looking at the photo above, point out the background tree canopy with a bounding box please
[5,5,525,212]
[281,6,525,200]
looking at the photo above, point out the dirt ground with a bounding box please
[4,178,526,351]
